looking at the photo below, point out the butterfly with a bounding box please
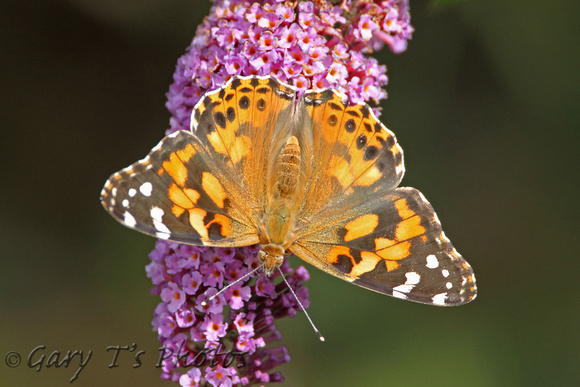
[101,75,477,306]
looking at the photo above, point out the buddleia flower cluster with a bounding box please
[166,0,413,135]
[150,0,413,385]
[147,241,310,385]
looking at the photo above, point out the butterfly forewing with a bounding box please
[290,187,476,305]
[100,130,259,246]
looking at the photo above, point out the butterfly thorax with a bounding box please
[258,135,302,276]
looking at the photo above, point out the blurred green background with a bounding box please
[1,0,578,386]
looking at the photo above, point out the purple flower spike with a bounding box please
[166,0,413,135]
[148,240,310,385]
[150,0,414,385]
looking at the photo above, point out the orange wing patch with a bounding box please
[344,214,379,241]
[201,172,227,209]
[324,245,381,278]
[188,208,232,240]
[161,152,188,187]
[168,183,198,209]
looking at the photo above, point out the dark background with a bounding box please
[1,0,578,385]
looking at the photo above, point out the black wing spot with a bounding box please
[329,102,342,111]
[268,77,279,89]
[226,107,236,122]
[207,222,226,240]
[214,112,226,129]
[376,150,395,173]
[231,78,241,90]
[203,97,219,109]
[328,114,338,126]
[360,105,370,119]
[332,255,354,274]
[377,135,395,148]
[239,96,250,110]
[250,77,260,87]
[345,119,356,133]
[257,98,266,111]
[356,133,367,149]
[363,145,379,160]
[394,150,403,165]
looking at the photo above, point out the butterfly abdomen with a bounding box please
[260,135,303,247]
[274,135,301,198]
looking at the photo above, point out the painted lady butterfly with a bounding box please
[101,76,477,306]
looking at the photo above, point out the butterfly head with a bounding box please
[259,244,285,277]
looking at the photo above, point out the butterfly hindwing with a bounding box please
[100,130,259,247]
[294,89,405,221]
[190,76,297,212]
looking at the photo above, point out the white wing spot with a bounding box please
[426,254,439,269]
[393,284,414,294]
[442,269,450,278]
[446,282,453,289]
[128,188,137,197]
[405,272,421,285]
[151,206,171,234]
[393,272,420,294]
[122,199,129,208]
[150,206,164,221]
[432,293,447,305]
[112,188,118,197]
[124,212,136,228]
[156,232,171,240]
[140,182,153,197]
[153,221,170,234]
[395,163,404,177]
[433,212,442,225]
[392,290,407,300]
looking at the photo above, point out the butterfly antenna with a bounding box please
[278,266,325,342]
[201,265,262,306]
